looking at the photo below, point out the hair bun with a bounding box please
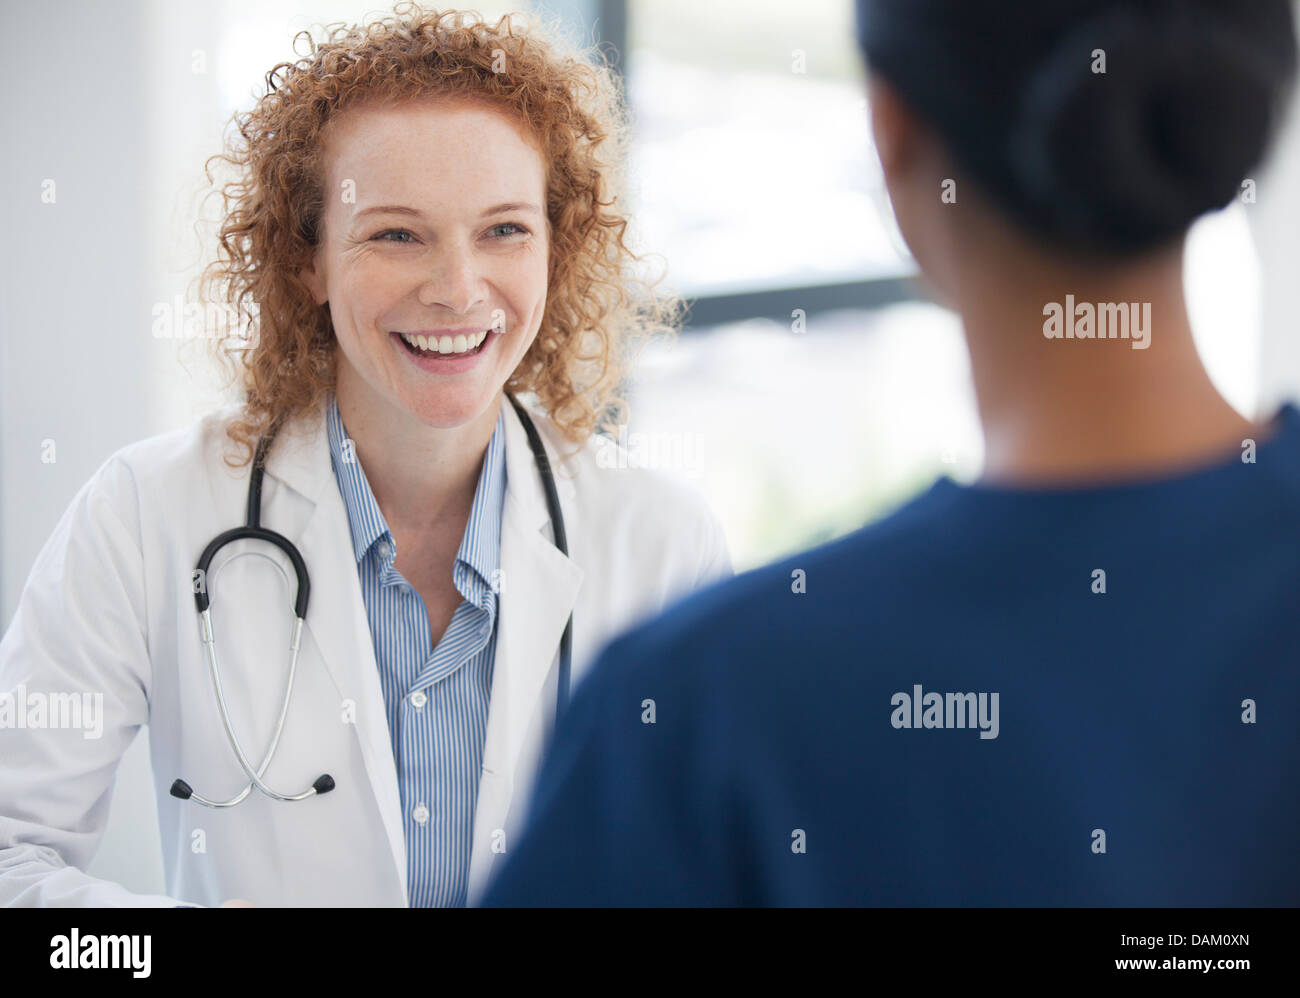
[1007,7,1291,254]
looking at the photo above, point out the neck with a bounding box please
[334,366,499,534]
[950,236,1262,486]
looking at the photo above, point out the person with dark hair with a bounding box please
[481,0,1300,905]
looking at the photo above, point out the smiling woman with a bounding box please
[201,5,665,456]
[0,2,730,911]
[298,99,553,436]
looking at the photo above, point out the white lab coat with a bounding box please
[0,398,730,907]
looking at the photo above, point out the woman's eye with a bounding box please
[487,222,528,240]
[372,229,414,243]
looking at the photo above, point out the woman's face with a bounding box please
[301,97,550,429]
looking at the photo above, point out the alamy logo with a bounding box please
[596,424,705,476]
[0,684,103,739]
[49,930,151,978]
[890,684,999,739]
[1043,294,1151,350]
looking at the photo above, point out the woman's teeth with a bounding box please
[400,329,489,355]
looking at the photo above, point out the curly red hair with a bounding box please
[198,2,677,467]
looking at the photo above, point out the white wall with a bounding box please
[2,0,170,895]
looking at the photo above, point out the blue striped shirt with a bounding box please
[325,393,507,907]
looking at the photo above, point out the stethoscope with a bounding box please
[169,394,573,808]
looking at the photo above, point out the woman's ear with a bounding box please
[865,72,956,296]
[866,72,917,186]
[299,252,327,306]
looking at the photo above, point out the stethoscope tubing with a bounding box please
[172,434,330,807]
[506,394,573,714]
[172,395,570,808]
[182,613,314,806]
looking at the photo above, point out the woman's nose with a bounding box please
[417,247,487,314]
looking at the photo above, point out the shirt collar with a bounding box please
[458,406,507,593]
[326,394,388,566]
[325,393,508,601]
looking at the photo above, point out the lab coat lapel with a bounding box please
[469,401,582,896]
[260,407,408,903]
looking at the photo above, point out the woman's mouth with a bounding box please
[391,328,497,373]
[396,329,491,357]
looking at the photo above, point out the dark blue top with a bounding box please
[482,403,1300,906]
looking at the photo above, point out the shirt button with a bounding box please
[377,539,392,561]
[412,804,429,824]
[409,691,427,709]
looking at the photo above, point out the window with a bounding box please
[625,0,911,297]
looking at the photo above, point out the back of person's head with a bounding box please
[855,0,1298,257]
